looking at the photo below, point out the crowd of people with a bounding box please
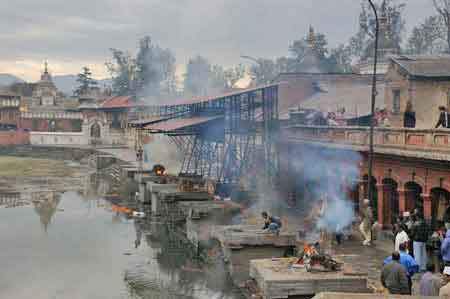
[380,208,450,297]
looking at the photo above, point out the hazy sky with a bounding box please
[0,0,435,81]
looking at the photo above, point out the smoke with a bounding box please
[142,135,182,174]
[285,144,362,235]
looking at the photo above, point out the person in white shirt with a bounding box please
[395,224,410,253]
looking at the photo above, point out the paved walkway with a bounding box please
[331,236,430,295]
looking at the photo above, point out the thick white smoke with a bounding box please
[289,145,362,234]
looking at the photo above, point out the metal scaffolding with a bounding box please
[132,84,279,188]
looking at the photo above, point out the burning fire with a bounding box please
[303,244,317,256]
[153,164,166,176]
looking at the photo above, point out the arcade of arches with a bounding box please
[277,143,450,229]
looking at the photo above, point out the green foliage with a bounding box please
[249,57,294,85]
[249,30,352,85]
[349,0,406,60]
[407,15,446,54]
[106,36,177,98]
[432,0,450,52]
[74,66,98,97]
[184,56,245,96]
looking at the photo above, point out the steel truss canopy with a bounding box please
[142,116,224,136]
[132,83,280,188]
[155,83,280,107]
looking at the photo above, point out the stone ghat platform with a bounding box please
[179,200,240,219]
[313,293,438,299]
[249,258,369,299]
[212,225,297,249]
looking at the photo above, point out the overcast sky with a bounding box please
[0,0,436,81]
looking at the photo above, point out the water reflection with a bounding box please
[32,192,61,232]
[0,186,240,298]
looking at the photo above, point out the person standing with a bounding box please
[441,230,450,266]
[384,243,419,294]
[440,266,450,298]
[403,101,416,128]
[395,224,409,253]
[419,262,443,296]
[381,251,410,295]
[411,214,429,271]
[359,199,373,246]
[435,106,450,129]
[429,228,444,273]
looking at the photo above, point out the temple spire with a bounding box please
[307,26,316,49]
[44,60,49,74]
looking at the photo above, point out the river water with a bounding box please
[0,163,240,298]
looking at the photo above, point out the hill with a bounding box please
[0,74,25,86]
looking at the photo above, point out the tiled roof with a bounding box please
[299,83,385,118]
[102,96,133,108]
[392,55,450,78]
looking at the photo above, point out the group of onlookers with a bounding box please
[381,209,450,297]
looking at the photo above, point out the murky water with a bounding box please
[0,183,240,298]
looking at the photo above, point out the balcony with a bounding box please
[281,125,450,161]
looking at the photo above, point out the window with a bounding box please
[392,89,400,114]
[447,90,450,109]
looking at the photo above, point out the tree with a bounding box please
[328,44,353,73]
[184,56,245,96]
[433,0,450,52]
[184,56,212,96]
[74,67,98,96]
[106,36,177,98]
[407,15,446,54]
[349,0,406,61]
[105,49,135,96]
[223,64,246,90]
[248,57,294,85]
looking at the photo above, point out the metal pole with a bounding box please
[367,0,379,211]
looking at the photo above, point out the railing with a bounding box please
[281,125,450,153]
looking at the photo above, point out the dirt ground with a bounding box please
[0,156,93,193]
[0,156,79,177]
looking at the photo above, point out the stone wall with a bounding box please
[29,131,88,146]
[385,63,450,129]
[0,130,29,145]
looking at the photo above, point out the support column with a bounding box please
[376,184,385,226]
[422,193,432,222]
[398,189,406,215]
[358,182,366,214]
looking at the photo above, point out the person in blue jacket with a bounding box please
[384,243,419,294]
[441,230,450,266]
[261,211,282,235]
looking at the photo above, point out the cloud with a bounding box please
[0,0,435,81]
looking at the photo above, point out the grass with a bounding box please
[0,156,75,177]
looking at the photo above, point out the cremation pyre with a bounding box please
[297,243,342,272]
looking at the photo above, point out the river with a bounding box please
[0,156,240,299]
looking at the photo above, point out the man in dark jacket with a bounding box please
[435,106,450,128]
[411,215,429,271]
[381,251,410,294]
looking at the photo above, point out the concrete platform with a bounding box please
[249,258,368,299]
[212,225,297,248]
[313,293,438,299]
[179,200,240,218]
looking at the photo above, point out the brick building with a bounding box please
[277,56,450,229]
